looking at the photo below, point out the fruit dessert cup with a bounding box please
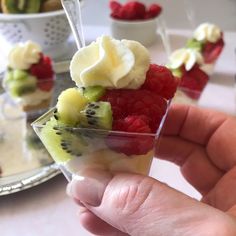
[32,36,177,180]
[187,22,225,75]
[168,47,209,101]
[168,22,224,104]
[109,0,162,46]
[2,41,55,116]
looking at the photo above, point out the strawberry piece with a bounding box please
[100,89,167,132]
[30,54,54,91]
[145,3,162,19]
[202,37,224,64]
[141,64,178,99]
[179,65,209,99]
[106,115,154,155]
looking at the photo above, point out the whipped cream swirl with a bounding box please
[168,48,203,71]
[70,36,150,89]
[8,41,41,70]
[193,23,221,43]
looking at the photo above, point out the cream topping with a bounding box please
[8,41,41,70]
[70,36,150,89]
[193,23,221,43]
[168,48,204,71]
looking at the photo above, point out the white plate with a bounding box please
[0,163,60,196]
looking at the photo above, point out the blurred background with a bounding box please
[82,0,236,31]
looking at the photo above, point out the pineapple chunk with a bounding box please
[57,88,88,125]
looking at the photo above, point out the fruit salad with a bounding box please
[0,0,63,14]
[168,22,224,101]
[109,0,162,20]
[3,41,55,113]
[33,36,177,178]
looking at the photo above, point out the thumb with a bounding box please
[67,170,234,236]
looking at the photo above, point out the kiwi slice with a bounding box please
[25,0,41,13]
[3,70,14,86]
[79,86,105,102]
[57,128,88,157]
[56,88,89,126]
[8,75,37,97]
[186,38,203,51]
[171,68,183,78]
[40,117,88,163]
[2,0,22,13]
[79,101,113,130]
[13,69,28,80]
[2,0,41,14]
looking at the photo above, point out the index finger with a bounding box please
[160,104,236,171]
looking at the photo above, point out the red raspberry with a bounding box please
[145,4,162,19]
[113,115,151,133]
[109,0,122,12]
[109,0,123,19]
[106,115,154,155]
[37,80,54,92]
[119,1,146,20]
[100,89,167,132]
[30,54,54,91]
[128,90,167,132]
[202,36,224,64]
[179,65,209,99]
[141,64,178,100]
[30,54,54,80]
[100,90,127,119]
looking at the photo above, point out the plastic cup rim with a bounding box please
[31,107,158,137]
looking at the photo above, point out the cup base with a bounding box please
[61,149,154,181]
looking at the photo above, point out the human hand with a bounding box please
[67,104,236,236]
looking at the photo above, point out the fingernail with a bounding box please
[66,169,112,207]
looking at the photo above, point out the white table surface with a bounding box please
[0,26,235,236]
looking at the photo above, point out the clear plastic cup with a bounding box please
[32,105,169,180]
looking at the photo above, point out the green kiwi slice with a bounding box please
[8,75,37,97]
[186,38,203,51]
[57,128,88,157]
[24,0,41,13]
[13,69,29,80]
[79,101,113,130]
[79,86,106,102]
[2,0,41,14]
[40,117,88,163]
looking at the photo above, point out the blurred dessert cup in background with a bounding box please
[2,41,55,118]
